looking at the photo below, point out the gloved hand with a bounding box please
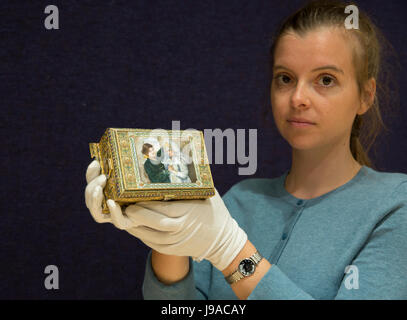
[84,160,248,271]
[85,160,112,223]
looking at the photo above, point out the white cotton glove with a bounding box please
[84,160,248,271]
[85,160,111,223]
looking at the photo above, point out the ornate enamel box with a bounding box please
[89,128,215,213]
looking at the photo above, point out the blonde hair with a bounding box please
[263,0,400,170]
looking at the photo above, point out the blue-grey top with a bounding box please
[142,165,407,299]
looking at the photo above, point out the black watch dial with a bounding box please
[238,259,256,276]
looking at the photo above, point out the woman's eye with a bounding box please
[281,75,291,83]
[318,75,335,87]
[274,74,292,85]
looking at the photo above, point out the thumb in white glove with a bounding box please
[84,160,112,224]
[84,160,136,229]
[84,160,138,229]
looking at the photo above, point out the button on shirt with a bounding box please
[142,166,407,300]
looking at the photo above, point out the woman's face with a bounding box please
[271,27,370,151]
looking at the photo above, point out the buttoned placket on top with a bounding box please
[269,199,307,264]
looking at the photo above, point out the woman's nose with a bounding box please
[290,81,311,109]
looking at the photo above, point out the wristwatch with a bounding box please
[225,251,263,284]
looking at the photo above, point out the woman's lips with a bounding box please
[288,120,315,127]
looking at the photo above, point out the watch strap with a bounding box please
[249,251,263,264]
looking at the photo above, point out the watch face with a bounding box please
[238,259,255,276]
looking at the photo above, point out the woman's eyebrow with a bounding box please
[273,65,344,74]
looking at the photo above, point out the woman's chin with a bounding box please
[286,136,320,151]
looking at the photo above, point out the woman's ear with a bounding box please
[358,77,376,115]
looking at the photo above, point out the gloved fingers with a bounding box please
[88,185,112,224]
[85,174,107,209]
[127,225,185,245]
[124,205,186,231]
[135,200,201,218]
[108,199,137,230]
[86,160,101,184]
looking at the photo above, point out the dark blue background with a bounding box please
[1,0,406,299]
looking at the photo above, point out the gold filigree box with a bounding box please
[89,128,215,213]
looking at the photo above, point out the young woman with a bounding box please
[161,142,192,183]
[84,0,407,299]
